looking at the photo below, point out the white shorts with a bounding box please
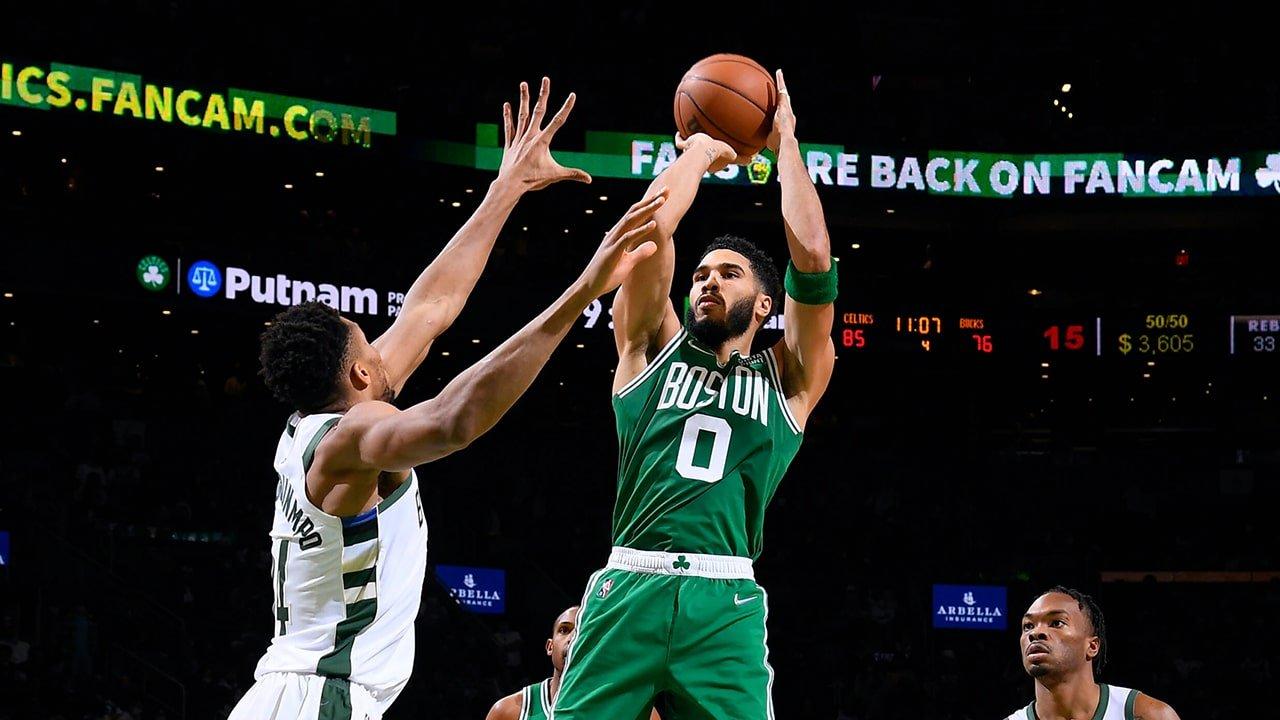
[228,672,383,720]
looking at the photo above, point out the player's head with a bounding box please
[260,302,395,414]
[685,235,781,350]
[1020,586,1107,683]
[545,605,579,674]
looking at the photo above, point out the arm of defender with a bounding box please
[353,283,598,471]
[325,193,666,474]
[373,78,590,395]
[612,134,736,389]
[771,70,836,426]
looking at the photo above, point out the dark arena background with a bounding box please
[1,4,1277,719]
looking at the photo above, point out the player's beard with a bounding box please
[685,296,756,349]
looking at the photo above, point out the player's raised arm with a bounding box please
[372,77,591,396]
[770,70,836,427]
[612,133,736,388]
[325,190,668,476]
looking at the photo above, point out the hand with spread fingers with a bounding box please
[497,76,592,192]
[578,188,670,298]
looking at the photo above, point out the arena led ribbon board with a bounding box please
[0,57,396,148]
[419,123,1280,198]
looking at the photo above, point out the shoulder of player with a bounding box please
[768,334,795,371]
[767,334,814,395]
[484,690,525,720]
[1132,692,1180,720]
[614,313,684,392]
[332,400,399,427]
[767,332,818,375]
[324,401,398,441]
[644,308,683,362]
[313,401,399,469]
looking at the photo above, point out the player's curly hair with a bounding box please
[259,302,352,413]
[698,235,782,308]
[1042,585,1108,680]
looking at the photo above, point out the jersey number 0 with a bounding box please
[675,414,732,483]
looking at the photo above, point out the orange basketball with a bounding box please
[674,54,777,158]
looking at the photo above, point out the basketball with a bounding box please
[674,53,777,158]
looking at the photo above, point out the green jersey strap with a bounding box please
[522,679,552,720]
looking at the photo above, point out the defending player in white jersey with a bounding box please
[229,77,670,720]
[1003,587,1180,720]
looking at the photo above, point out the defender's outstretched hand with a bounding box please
[497,77,592,191]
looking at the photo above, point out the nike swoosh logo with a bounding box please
[734,593,759,606]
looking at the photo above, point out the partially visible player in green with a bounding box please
[553,69,837,719]
[485,606,660,720]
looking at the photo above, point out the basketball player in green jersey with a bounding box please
[1004,588,1180,720]
[233,77,672,720]
[553,70,836,719]
[485,606,661,720]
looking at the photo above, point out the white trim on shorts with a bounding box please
[549,568,604,720]
[606,546,755,580]
[762,585,777,720]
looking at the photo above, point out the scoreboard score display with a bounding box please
[581,301,1276,362]
[836,313,997,355]
[825,310,1267,359]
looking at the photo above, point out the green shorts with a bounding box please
[552,548,774,720]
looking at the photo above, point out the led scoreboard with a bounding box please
[838,312,997,354]
[1041,319,1100,355]
[1231,315,1280,354]
[1109,313,1201,357]
[579,303,1274,361]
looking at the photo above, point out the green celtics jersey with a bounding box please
[611,328,804,559]
[520,679,552,720]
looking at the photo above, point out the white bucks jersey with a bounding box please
[1005,684,1141,720]
[253,412,429,709]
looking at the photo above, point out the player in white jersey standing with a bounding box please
[228,76,671,720]
[1004,587,1180,720]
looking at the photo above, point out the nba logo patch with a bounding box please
[597,579,614,599]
